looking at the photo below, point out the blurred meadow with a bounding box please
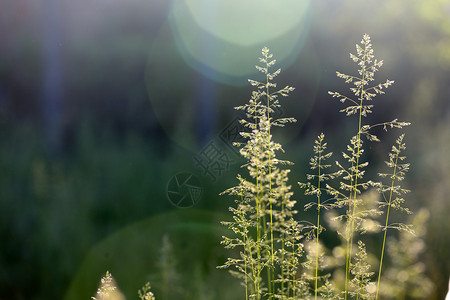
[0,0,449,299]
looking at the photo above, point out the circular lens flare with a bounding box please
[169,0,312,85]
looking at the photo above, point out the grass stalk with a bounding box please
[266,59,275,299]
[345,38,368,299]
[375,151,399,299]
[292,244,297,299]
[314,150,322,300]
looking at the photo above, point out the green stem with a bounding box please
[243,196,249,300]
[280,229,285,297]
[245,244,249,300]
[292,244,297,299]
[375,154,399,299]
[247,235,257,297]
[256,167,262,300]
[345,45,367,300]
[344,231,351,300]
[315,150,322,300]
[266,63,275,299]
[262,213,272,296]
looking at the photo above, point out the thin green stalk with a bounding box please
[245,240,249,300]
[345,43,367,299]
[256,169,262,300]
[250,247,259,298]
[279,199,288,299]
[255,100,263,300]
[254,99,263,300]
[375,154,399,299]
[344,159,356,300]
[346,105,363,300]
[344,234,350,300]
[262,212,272,296]
[243,195,249,300]
[247,237,258,298]
[292,244,297,299]
[267,73,275,300]
[280,228,286,298]
[315,153,322,300]
[345,108,363,300]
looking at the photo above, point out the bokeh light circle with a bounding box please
[145,22,321,151]
[168,0,312,86]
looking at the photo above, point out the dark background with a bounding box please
[0,0,449,299]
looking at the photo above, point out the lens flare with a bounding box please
[169,0,312,85]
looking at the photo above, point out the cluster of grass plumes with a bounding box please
[90,35,429,300]
[218,46,300,299]
[219,35,430,299]
[92,271,155,300]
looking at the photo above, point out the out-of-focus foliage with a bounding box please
[65,210,242,300]
[91,271,125,300]
[380,209,433,299]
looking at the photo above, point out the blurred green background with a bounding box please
[0,0,449,299]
